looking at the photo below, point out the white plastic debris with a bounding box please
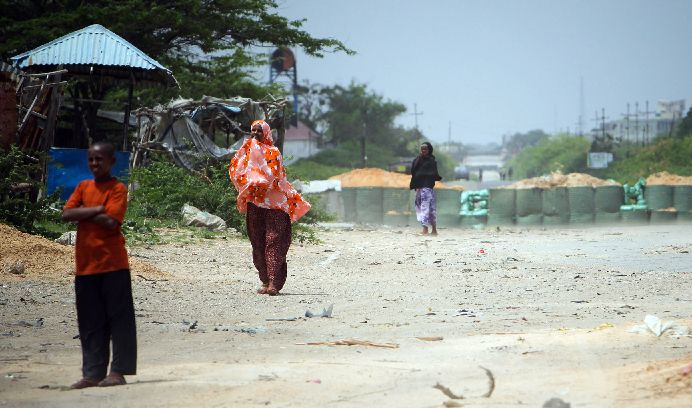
[181,204,226,230]
[55,231,77,246]
[628,315,689,337]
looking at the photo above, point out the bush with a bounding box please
[0,146,62,237]
[505,135,590,179]
[599,136,692,183]
[128,155,329,243]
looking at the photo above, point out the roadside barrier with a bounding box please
[515,187,543,225]
[594,185,623,224]
[567,186,594,224]
[488,188,516,225]
[542,187,569,225]
[355,187,383,225]
[645,185,674,210]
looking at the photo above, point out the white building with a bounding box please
[282,120,322,164]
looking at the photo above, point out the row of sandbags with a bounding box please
[329,185,692,227]
[487,185,692,225]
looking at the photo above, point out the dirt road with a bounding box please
[1,223,690,407]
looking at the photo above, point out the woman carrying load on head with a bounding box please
[409,141,442,235]
[229,120,311,296]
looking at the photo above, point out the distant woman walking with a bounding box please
[410,142,442,235]
[229,120,310,295]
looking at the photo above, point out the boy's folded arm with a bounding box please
[91,213,120,229]
[62,206,104,222]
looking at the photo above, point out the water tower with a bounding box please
[269,47,298,125]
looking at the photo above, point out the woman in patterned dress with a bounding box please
[229,120,310,295]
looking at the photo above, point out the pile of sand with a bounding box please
[0,223,167,282]
[506,172,621,189]
[646,172,692,185]
[329,168,463,190]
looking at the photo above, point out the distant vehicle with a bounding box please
[388,158,414,175]
[454,165,470,180]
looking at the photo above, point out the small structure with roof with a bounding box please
[282,120,322,164]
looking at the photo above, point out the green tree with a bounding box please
[504,129,550,157]
[675,107,692,138]
[505,134,590,179]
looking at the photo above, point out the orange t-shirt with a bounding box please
[64,178,129,276]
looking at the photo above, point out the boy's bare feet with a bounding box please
[98,372,126,387]
[70,377,101,389]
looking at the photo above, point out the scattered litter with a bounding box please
[628,315,689,337]
[571,300,589,304]
[416,336,443,342]
[181,204,226,230]
[266,317,298,322]
[306,379,322,384]
[443,400,463,407]
[433,382,464,399]
[543,397,571,408]
[454,309,476,317]
[237,326,267,334]
[297,339,399,348]
[181,320,198,331]
[478,249,486,255]
[305,304,334,318]
[55,231,77,246]
[593,323,614,331]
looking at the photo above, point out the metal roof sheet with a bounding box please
[10,24,173,78]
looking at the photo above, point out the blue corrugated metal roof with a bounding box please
[11,24,172,75]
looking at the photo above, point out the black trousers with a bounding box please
[75,269,137,379]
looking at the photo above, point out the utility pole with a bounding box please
[638,100,654,145]
[411,103,424,131]
[634,102,640,146]
[448,121,451,144]
[579,76,585,137]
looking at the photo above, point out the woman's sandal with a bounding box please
[70,377,101,389]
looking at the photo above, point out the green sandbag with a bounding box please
[645,185,674,210]
[516,214,543,226]
[568,186,594,224]
[382,188,410,213]
[594,185,623,214]
[542,187,569,224]
[673,186,692,212]
[488,188,516,219]
[341,188,357,222]
[621,209,649,224]
[436,189,462,215]
[355,187,383,224]
[650,210,677,223]
[515,188,543,217]
[595,212,621,224]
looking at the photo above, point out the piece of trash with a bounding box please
[628,315,689,337]
[3,260,25,275]
[306,379,322,384]
[593,323,614,330]
[297,339,399,349]
[443,400,463,407]
[682,363,692,376]
[266,317,298,322]
[181,204,226,230]
[305,304,333,318]
[454,309,476,317]
[55,231,77,246]
[478,249,486,255]
[416,336,443,342]
[433,383,464,399]
[571,300,589,304]
[543,397,571,408]
[237,326,267,334]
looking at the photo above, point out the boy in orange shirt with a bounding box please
[62,142,136,388]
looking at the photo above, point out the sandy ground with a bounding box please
[1,223,691,407]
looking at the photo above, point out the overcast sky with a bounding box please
[258,0,692,145]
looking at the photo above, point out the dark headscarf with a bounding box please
[421,141,434,156]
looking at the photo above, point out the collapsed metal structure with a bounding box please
[132,95,289,172]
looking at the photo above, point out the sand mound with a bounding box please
[0,223,168,282]
[329,168,463,190]
[646,172,692,185]
[506,172,621,189]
